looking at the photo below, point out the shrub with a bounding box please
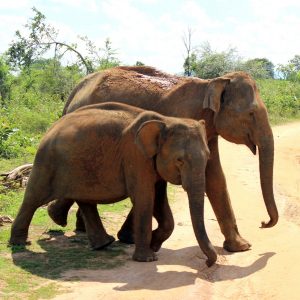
[0,118,34,159]
[257,79,300,123]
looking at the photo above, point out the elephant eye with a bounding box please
[176,158,184,167]
[249,111,256,123]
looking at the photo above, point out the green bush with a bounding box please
[257,79,300,123]
[6,96,63,134]
[0,115,37,159]
[0,82,64,159]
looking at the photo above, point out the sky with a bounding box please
[1,0,300,73]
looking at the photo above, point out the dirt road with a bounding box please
[54,121,300,300]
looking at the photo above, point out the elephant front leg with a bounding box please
[150,180,174,252]
[131,187,157,262]
[76,202,115,249]
[206,136,251,252]
[117,181,174,250]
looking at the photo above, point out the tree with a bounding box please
[182,28,194,76]
[7,7,119,75]
[97,38,120,70]
[7,8,93,74]
[240,58,274,79]
[290,55,300,72]
[79,36,120,71]
[10,58,83,102]
[277,60,300,81]
[239,58,274,79]
[190,42,241,78]
[0,56,12,104]
[135,61,145,66]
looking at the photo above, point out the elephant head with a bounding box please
[135,117,217,266]
[203,72,278,228]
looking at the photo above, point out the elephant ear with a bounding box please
[135,120,166,158]
[203,78,230,113]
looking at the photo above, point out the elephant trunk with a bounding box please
[184,172,217,267]
[257,126,278,228]
[254,110,278,228]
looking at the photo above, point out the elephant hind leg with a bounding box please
[75,208,86,232]
[10,167,54,245]
[10,189,54,245]
[48,199,75,227]
[76,202,115,250]
[117,208,134,244]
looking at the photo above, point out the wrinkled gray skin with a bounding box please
[48,66,278,252]
[10,103,217,266]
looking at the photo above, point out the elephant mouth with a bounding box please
[246,134,257,155]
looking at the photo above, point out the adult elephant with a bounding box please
[48,66,278,252]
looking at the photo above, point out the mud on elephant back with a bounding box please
[10,102,217,266]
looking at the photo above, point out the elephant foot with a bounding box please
[150,232,164,252]
[150,240,162,253]
[90,234,115,250]
[117,229,134,244]
[150,227,173,252]
[223,236,252,252]
[132,249,158,262]
[9,232,30,246]
[47,202,68,227]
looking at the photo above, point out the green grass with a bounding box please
[0,154,35,174]
[0,212,128,299]
[0,226,127,299]
[0,154,132,299]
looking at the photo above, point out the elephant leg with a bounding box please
[132,188,157,262]
[75,208,86,232]
[76,201,115,250]
[117,208,135,244]
[118,181,174,248]
[150,180,174,252]
[10,185,52,245]
[48,199,75,227]
[47,199,85,232]
[206,136,251,252]
[10,203,39,245]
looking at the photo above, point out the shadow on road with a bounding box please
[10,231,276,291]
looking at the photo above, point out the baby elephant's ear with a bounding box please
[135,120,166,158]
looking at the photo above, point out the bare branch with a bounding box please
[182,27,194,76]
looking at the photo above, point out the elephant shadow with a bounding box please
[10,231,276,291]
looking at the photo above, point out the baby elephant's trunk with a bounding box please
[185,173,217,267]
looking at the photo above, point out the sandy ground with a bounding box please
[54,121,300,300]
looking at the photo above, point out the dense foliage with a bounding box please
[257,79,300,123]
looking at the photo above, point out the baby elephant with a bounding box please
[10,102,217,266]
